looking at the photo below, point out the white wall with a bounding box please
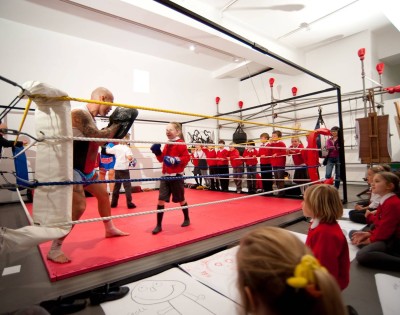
[238,30,400,183]
[1,15,399,202]
[0,18,239,201]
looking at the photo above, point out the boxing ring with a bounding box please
[0,80,328,282]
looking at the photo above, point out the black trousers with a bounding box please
[260,164,273,192]
[112,169,132,204]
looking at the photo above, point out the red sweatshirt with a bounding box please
[289,143,305,165]
[258,143,271,164]
[217,148,229,166]
[368,194,400,242]
[306,220,350,290]
[243,148,258,166]
[229,148,243,167]
[270,141,286,167]
[156,139,190,175]
[204,148,217,167]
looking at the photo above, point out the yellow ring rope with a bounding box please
[14,98,32,145]
[32,95,314,133]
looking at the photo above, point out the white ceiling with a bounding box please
[180,0,390,50]
[0,0,396,79]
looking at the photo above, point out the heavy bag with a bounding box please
[233,124,247,155]
[315,109,329,158]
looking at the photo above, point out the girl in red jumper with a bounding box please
[237,226,348,315]
[288,136,308,195]
[150,122,190,234]
[303,184,350,290]
[351,172,400,270]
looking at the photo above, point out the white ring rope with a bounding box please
[45,180,320,228]
[37,134,323,152]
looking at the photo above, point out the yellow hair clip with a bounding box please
[286,255,327,297]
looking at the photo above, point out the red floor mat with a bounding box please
[27,190,302,281]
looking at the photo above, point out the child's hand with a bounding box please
[351,231,370,245]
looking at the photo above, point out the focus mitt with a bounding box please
[108,107,139,139]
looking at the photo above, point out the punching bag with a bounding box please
[233,124,247,155]
[315,108,329,158]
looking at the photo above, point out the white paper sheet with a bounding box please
[100,267,241,315]
[337,219,365,261]
[288,230,307,243]
[342,208,353,219]
[375,273,400,315]
[179,246,240,303]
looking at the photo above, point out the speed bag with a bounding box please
[233,124,247,155]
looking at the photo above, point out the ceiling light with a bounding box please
[189,44,196,51]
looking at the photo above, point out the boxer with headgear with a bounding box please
[47,87,138,263]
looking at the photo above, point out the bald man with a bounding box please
[47,87,129,263]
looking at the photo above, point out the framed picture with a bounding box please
[184,125,216,146]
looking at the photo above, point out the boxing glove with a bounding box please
[108,107,139,139]
[163,156,181,166]
[150,144,162,156]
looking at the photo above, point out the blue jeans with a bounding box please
[325,157,340,188]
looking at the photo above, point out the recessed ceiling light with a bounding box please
[189,44,196,51]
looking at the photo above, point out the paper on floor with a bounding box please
[100,267,241,315]
[179,246,240,303]
[375,273,400,315]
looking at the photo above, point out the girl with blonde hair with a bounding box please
[302,184,350,290]
[236,226,348,315]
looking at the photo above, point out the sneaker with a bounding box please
[89,286,129,305]
[127,203,136,209]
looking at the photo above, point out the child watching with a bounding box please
[216,140,229,191]
[270,130,286,196]
[302,184,350,290]
[258,132,272,193]
[228,142,243,194]
[106,134,135,209]
[243,141,258,194]
[236,226,348,315]
[351,171,400,270]
[349,165,385,224]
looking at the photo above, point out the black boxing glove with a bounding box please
[108,107,139,139]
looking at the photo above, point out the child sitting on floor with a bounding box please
[236,226,348,315]
[302,184,350,290]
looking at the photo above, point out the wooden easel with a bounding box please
[356,90,391,164]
